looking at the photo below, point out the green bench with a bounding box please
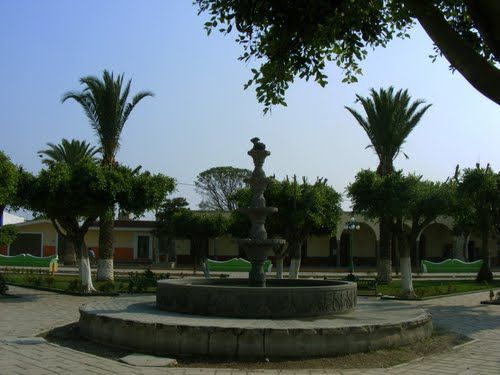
[207,258,273,273]
[421,259,483,273]
[0,254,58,271]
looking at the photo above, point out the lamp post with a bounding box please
[344,217,360,281]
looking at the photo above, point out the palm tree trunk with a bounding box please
[97,209,114,281]
[377,216,392,284]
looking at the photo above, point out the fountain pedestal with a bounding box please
[236,138,285,287]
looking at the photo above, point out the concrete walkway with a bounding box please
[1,286,499,374]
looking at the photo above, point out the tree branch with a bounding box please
[404,0,500,105]
[465,0,500,62]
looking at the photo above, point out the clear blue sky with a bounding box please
[1,1,499,214]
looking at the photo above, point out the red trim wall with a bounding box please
[114,247,133,261]
[43,246,56,256]
[0,245,7,255]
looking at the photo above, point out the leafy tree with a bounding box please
[233,176,341,278]
[17,160,174,292]
[195,166,251,211]
[396,178,453,297]
[38,139,101,167]
[154,198,190,262]
[196,1,500,110]
[0,151,19,218]
[456,164,498,282]
[346,87,431,283]
[0,151,20,248]
[449,165,476,260]
[169,209,230,273]
[63,70,153,281]
[0,225,17,247]
[348,170,452,296]
[38,139,101,264]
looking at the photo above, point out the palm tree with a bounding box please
[345,87,431,283]
[62,70,153,281]
[38,139,101,167]
[38,139,101,266]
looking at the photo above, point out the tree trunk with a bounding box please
[63,240,77,266]
[275,256,284,279]
[462,232,470,261]
[74,239,95,293]
[452,235,465,260]
[97,209,114,281]
[398,227,417,299]
[477,229,493,282]
[377,216,392,283]
[404,0,500,105]
[96,258,113,281]
[481,230,490,266]
[288,241,302,279]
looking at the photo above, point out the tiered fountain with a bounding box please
[79,138,432,359]
[155,138,356,318]
[236,137,286,287]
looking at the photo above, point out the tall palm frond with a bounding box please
[38,139,101,168]
[62,70,153,164]
[345,87,431,174]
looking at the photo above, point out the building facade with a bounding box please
[1,213,498,267]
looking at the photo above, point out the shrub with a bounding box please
[0,272,8,294]
[127,268,158,293]
[44,275,55,288]
[66,279,84,293]
[97,281,115,293]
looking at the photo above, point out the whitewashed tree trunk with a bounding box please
[452,235,465,260]
[400,256,416,299]
[96,259,113,281]
[202,260,210,279]
[79,257,96,293]
[289,258,301,279]
[276,257,284,279]
[377,259,392,283]
[462,234,470,261]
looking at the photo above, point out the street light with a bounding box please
[344,217,360,281]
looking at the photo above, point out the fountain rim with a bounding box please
[157,277,356,290]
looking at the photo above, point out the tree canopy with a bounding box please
[455,164,498,281]
[196,1,500,111]
[38,139,101,167]
[0,151,19,212]
[195,166,251,211]
[233,176,341,261]
[62,70,153,165]
[345,87,431,175]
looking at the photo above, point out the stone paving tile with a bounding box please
[1,286,500,374]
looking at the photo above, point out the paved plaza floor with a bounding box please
[1,286,499,374]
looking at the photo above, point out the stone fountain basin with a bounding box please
[156,278,356,319]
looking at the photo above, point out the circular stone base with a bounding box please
[79,297,432,359]
[157,278,357,318]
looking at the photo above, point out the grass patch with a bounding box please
[44,324,470,369]
[3,272,153,294]
[357,279,500,298]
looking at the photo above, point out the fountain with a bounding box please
[236,137,285,287]
[155,138,356,318]
[79,138,432,359]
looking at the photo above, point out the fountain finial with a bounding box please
[250,137,266,150]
